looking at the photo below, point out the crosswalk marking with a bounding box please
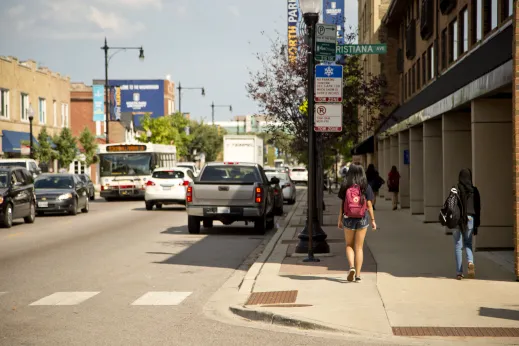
[29,292,100,306]
[131,291,192,306]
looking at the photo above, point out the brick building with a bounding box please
[372,0,515,277]
[0,56,70,157]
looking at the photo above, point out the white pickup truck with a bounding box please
[185,162,279,234]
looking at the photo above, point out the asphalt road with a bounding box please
[0,193,385,346]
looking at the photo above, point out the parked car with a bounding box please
[265,171,296,205]
[264,173,283,215]
[78,174,95,200]
[34,174,89,215]
[186,162,276,234]
[0,166,36,228]
[289,167,308,184]
[144,167,196,210]
[0,159,41,178]
[176,162,199,177]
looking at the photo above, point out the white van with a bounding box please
[0,159,41,178]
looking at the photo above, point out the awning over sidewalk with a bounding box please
[1,130,39,154]
[350,135,374,156]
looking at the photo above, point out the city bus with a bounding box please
[97,143,177,200]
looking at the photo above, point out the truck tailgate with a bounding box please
[193,183,256,206]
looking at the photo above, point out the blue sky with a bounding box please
[0,0,357,122]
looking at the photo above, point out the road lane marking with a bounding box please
[131,292,192,306]
[5,232,23,238]
[29,292,100,306]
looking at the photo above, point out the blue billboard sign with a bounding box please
[287,0,299,65]
[107,79,165,127]
[322,0,345,46]
[92,85,105,122]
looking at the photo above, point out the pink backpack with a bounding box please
[344,184,367,218]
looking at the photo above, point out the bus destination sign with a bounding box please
[106,144,147,152]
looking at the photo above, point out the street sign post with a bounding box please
[315,23,337,62]
[315,64,343,103]
[314,103,342,132]
[336,43,387,55]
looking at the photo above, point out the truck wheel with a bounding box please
[275,206,284,216]
[254,214,267,234]
[203,220,213,228]
[188,216,201,234]
[145,202,154,210]
[266,216,275,231]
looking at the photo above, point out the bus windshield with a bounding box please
[100,153,153,177]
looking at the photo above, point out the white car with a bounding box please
[176,162,199,177]
[144,167,196,210]
[289,167,308,184]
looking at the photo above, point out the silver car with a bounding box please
[265,172,296,205]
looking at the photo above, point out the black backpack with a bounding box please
[439,187,462,229]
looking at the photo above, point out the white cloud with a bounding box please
[7,5,25,16]
[88,6,145,36]
[228,5,240,17]
[106,0,162,9]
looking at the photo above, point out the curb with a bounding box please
[229,305,354,333]
[238,190,306,294]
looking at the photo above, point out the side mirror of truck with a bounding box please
[270,177,279,185]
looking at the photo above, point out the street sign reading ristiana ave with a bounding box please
[315,64,343,102]
[315,23,337,62]
[337,44,387,55]
[314,103,343,132]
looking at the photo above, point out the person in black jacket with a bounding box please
[365,164,384,210]
[454,168,481,280]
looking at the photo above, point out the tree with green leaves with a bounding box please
[186,121,225,162]
[53,127,78,169]
[33,126,56,164]
[78,127,98,167]
[138,112,191,157]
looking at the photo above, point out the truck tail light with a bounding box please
[146,180,155,186]
[183,180,189,186]
[186,186,193,203]
[255,187,263,203]
[274,188,279,195]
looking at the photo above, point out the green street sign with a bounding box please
[315,23,337,62]
[316,42,336,61]
[337,44,387,55]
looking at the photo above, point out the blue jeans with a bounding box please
[453,216,474,275]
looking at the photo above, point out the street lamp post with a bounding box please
[28,104,34,159]
[295,0,330,260]
[102,37,144,144]
[211,102,233,126]
[177,82,205,114]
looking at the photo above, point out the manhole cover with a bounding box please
[393,327,519,337]
[245,290,298,305]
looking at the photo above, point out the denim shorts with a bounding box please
[343,212,370,230]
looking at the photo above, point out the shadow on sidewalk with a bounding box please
[479,307,519,321]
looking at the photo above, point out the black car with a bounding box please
[34,174,90,215]
[78,174,95,200]
[0,166,36,228]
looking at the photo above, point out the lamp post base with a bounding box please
[294,215,330,254]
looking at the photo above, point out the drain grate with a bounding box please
[245,290,298,305]
[393,327,519,337]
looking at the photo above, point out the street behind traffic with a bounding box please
[0,190,375,346]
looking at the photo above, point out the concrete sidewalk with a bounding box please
[230,189,519,343]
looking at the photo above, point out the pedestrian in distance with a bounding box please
[387,166,400,210]
[453,168,481,280]
[337,164,377,282]
[366,164,384,210]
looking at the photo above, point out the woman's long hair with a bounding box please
[390,165,398,174]
[345,164,368,197]
[366,164,377,182]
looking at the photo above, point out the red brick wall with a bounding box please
[71,90,95,137]
[513,1,518,280]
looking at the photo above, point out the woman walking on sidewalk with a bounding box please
[387,166,400,210]
[454,168,481,280]
[337,165,377,282]
[366,164,384,210]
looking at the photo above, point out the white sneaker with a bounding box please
[347,268,356,282]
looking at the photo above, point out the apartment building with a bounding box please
[0,56,70,157]
[374,0,514,270]
[352,0,391,166]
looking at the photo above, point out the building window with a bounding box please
[503,0,513,20]
[53,100,57,126]
[508,0,513,17]
[461,8,469,53]
[61,103,69,128]
[20,93,29,121]
[484,0,498,34]
[0,89,9,119]
[428,45,434,80]
[401,76,405,103]
[449,19,458,62]
[416,58,421,89]
[491,0,498,29]
[472,0,482,44]
[404,73,408,99]
[39,98,46,124]
[441,28,447,69]
[422,52,427,85]
[412,65,416,94]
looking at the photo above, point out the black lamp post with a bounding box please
[28,104,34,159]
[102,37,144,144]
[211,102,233,126]
[177,82,205,114]
[295,0,330,260]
